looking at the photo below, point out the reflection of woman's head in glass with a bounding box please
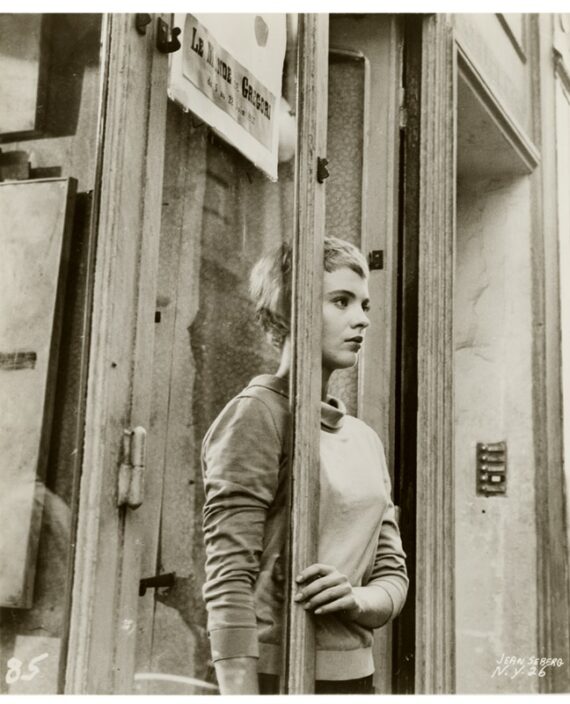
[249,236,369,349]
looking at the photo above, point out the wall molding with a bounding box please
[457,44,540,174]
[496,13,528,64]
[553,47,570,95]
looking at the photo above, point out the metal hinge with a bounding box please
[368,250,384,270]
[317,156,330,183]
[156,17,181,54]
[117,427,146,509]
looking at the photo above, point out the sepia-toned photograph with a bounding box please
[0,8,569,697]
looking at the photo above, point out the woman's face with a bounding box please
[321,266,370,374]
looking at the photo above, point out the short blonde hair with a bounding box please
[249,236,369,348]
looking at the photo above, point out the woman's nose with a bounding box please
[352,309,370,329]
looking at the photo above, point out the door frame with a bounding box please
[65,13,169,694]
[394,13,456,695]
[414,14,456,695]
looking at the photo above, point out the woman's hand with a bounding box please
[294,563,362,618]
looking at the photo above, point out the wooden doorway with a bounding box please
[327,13,403,694]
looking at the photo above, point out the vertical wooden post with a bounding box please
[113,12,169,694]
[414,13,456,694]
[285,12,329,695]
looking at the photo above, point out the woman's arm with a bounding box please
[361,481,409,621]
[350,584,393,628]
[214,657,260,695]
[202,395,283,693]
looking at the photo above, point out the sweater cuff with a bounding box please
[209,627,259,662]
[374,579,406,619]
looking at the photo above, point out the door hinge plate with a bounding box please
[317,156,330,183]
[117,426,146,509]
[368,250,384,270]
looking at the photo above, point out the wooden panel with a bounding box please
[286,13,329,695]
[134,109,209,694]
[0,177,76,608]
[135,111,294,694]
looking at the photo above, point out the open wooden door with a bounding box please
[128,13,334,695]
[130,12,410,695]
[131,13,306,694]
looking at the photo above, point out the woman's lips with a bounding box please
[344,337,363,350]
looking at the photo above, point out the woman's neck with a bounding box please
[275,338,331,401]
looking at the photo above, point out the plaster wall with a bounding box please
[454,175,538,693]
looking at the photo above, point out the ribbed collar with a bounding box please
[247,374,346,431]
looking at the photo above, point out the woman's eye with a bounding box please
[363,304,371,313]
[333,297,348,308]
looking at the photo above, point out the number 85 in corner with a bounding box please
[5,653,49,685]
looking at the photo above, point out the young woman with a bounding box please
[201,237,408,694]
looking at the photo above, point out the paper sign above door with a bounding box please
[168,13,286,181]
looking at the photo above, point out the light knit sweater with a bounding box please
[201,374,408,681]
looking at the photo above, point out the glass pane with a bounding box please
[0,13,104,694]
[326,51,366,415]
[134,13,298,694]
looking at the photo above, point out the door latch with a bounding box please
[117,426,146,509]
[139,572,176,596]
